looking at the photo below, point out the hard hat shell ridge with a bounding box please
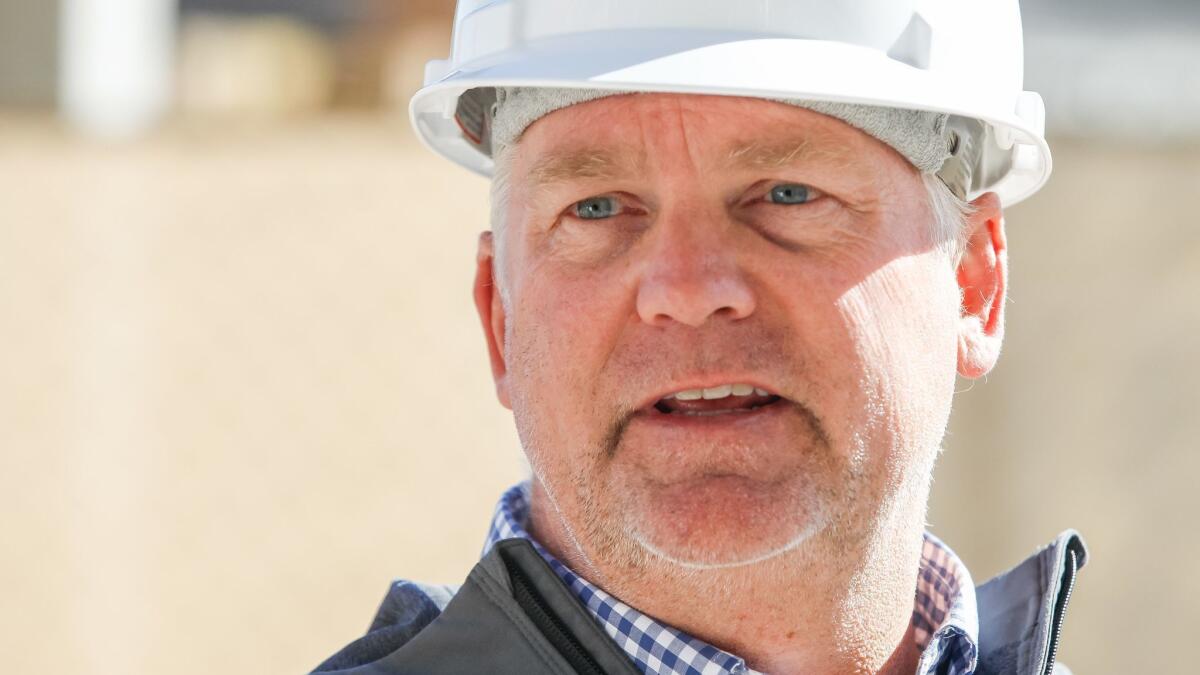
[410,0,1051,206]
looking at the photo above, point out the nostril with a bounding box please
[635,266,757,327]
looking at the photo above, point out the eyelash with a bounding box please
[563,182,828,221]
[759,182,824,205]
[564,193,641,222]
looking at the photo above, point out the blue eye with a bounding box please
[768,183,812,204]
[574,196,618,219]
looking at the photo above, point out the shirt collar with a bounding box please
[482,481,978,675]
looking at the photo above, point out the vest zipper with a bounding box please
[1042,548,1079,675]
[508,562,607,675]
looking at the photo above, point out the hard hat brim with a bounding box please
[410,33,1051,205]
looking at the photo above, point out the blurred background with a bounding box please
[0,1,1196,673]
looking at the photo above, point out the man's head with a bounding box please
[473,92,1006,579]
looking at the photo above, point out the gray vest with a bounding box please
[313,530,1087,675]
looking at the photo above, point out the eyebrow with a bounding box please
[523,134,858,189]
[721,135,855,172]
[526,147,646,190]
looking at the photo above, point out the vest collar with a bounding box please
[974,530,1088,675]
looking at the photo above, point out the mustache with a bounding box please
[598,329,829,457]
[606,322,804,408]
[600,396,830,459]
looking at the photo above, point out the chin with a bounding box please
[619,474,832,569]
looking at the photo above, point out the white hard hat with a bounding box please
[410,0,1051,206]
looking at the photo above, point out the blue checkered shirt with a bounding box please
[482,482,979,675]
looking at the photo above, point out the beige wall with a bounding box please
[1,116,1195,674]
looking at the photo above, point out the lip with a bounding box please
[632,375,784,412]
[622,395,805,482]
[632,396,788,424]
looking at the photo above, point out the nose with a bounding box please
[635,212,757,328]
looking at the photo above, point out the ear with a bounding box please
[474,231,512,408]
[956,191,1007,379]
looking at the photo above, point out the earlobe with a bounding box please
[473,231,512,408]
[956,192,1007,379]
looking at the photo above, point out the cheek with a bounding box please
[833,253,960,452]
[505,265,633,452]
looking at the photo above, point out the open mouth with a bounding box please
[650,383,783,417]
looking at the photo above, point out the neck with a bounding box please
[528,482,927,675]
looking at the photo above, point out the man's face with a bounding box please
[479,94,972,571]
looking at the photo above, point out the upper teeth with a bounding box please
[667,384,770,401]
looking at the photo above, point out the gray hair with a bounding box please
[488,144,973,299]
